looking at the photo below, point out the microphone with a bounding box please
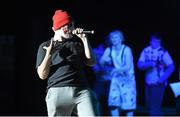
[72,30,94,34]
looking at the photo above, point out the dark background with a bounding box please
[0,0,180,115]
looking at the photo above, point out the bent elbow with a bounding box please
[38,74,47,80]
[169,64,175,73]
[137,62,145,70]
[86,61,96,67]
[85,58,96,67]
[37,67,48,80]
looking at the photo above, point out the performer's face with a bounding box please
[55,22,75,39]
[150,38,161,49]
[110,33,124,46]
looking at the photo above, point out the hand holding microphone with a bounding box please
[72,28,94,40]
[72,28,94,35]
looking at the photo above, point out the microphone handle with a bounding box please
[72,30,94,34]
[82,30,94,34]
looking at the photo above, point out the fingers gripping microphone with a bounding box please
[72,30,94,34]
[81,30,94,34]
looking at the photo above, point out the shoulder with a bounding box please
[123,45,130,49]
[144,46,151,51]
[39,40,50,48]
[140,46,151,53]
[104,47,111,52]
[37,40,50,53]
[102,47,111,55]
[158,47,167,53]
[123,45,132,52]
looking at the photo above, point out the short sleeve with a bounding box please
[163,51,174,66]
[124,46,133,56]
[36,42,46,69]
[138,49,146,62]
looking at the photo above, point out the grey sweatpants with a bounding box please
[45,86,100,116]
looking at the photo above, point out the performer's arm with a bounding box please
[158,51,175,83]
[137,61,156,70]
[37,39,53,80]
[111,47,133,74]
[99,48,110,66]
[158,64,175,83]
[137,49,156,70]
[73,28,96,66]
[82,37,96,66]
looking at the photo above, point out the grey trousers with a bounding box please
[45,86,100,116]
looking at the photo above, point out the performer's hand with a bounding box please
[157,76,166,84]
[149,61,157,67]
[110,68,116,76]
[43,38,53,54]
[72,28,87,40]
[111,68,125,77]
[111,68,120,76]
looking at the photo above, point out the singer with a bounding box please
[36,9,100,116]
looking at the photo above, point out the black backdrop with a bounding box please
[0,0,180,115]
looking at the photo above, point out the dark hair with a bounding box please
[150,32,162,41]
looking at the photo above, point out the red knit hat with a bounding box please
[52,10,71,31]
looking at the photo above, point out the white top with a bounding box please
[111,45,135,76]
[100,44,135,78]
[138,46,173,84]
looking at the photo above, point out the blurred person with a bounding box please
[137,33,175,116]
[100,29,137,116]
[92,42,111,115]
[36,9,100,116]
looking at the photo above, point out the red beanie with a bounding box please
[52,10,71,31]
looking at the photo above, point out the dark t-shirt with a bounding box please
[36,37,88,89]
